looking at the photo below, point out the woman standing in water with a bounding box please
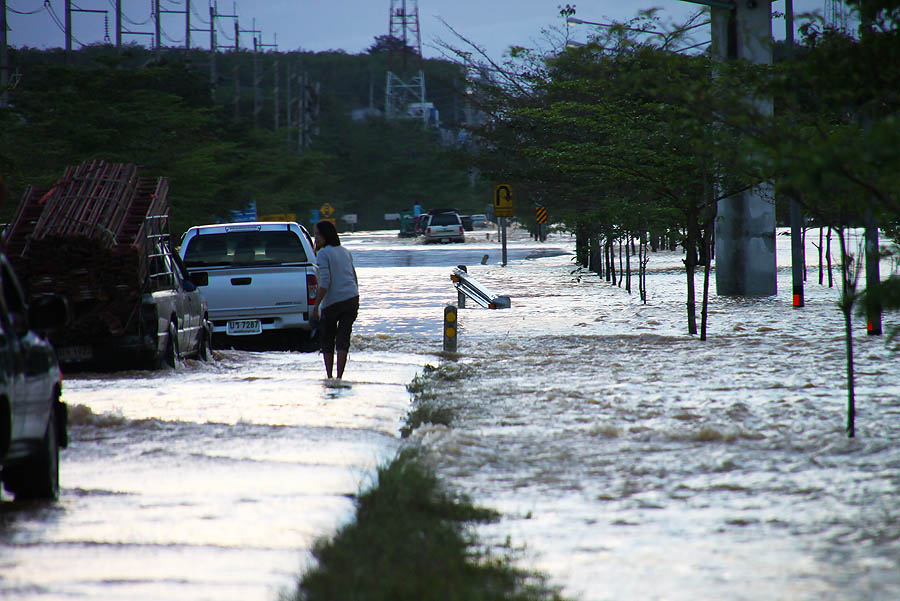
[312,220,359,379]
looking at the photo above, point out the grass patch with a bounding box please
[401,363,474,438]
[287,448,564,601]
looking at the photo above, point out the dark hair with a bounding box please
[315,220,341,247]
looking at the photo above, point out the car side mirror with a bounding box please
[182,279,197,292]
[29,294,70,331]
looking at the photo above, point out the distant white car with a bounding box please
[179,222,319,350]
[424,211,465,243]
[470,214,490,228]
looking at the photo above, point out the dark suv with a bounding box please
[0,253,68,500]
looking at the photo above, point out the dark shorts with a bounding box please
[320,295,359,354]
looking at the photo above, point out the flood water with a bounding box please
[1,225,898,601]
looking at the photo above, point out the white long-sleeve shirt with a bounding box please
[316,244,359,309]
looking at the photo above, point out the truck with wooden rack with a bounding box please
[3,160,211,369]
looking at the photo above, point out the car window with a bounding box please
[183,231,310,267]
[430,213,460,226]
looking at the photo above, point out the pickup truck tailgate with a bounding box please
[202,265,314,317]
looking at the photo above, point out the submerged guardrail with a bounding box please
[450,265,511,310]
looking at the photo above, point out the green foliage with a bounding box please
[291,448,565,601]
[0,45,485,237]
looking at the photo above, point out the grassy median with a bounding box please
[287,362,565,601]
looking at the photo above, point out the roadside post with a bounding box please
[535,204,548,242]
[493,184,514,266]
[443,305,458,352]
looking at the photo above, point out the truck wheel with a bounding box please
[165,321,180,369]
[6,410,60,501]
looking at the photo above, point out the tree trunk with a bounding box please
[575,222,589,267]
[618,241,624,287]
[607,241,615,284]
[625,236,632,294]
[818,227,824,285]
[837,228,856,438]
[700,225,713,341]
[827,228,834,288]
[802,227,807,281]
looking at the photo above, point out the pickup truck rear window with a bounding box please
[183,231,310,267]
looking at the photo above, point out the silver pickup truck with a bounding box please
[179,222,319,350]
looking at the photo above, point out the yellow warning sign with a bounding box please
[493,184,514,218]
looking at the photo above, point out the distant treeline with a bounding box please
[0,43,492,236]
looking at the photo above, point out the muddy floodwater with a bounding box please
[2,225,898,601]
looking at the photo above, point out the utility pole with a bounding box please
[185,0,190,49]
[298,72,320,148]
[257,34,278,129]
[785,0,805,307]
[1,0,8,108]
[209,4,216,99]
[65,1,107,64]
[154,0,161,62]
[702,0,778,297]
[286,63,293,142]
[253,36,260,125]
[156,0,191,54]
[65,0,71,59]
[231,17,259,121]
[299,71,307,148]
[206,3,236,103]
[117,1,153,54]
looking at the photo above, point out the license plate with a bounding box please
[440,237,449,243]
[57,345,93,363]
[226,319,262,335]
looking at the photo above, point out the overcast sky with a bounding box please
[6,1,828,62]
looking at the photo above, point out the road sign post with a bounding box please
[535,204,547,242]
[494,185,513,266]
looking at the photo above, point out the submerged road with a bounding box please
[2,226,898,601]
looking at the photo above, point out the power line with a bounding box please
[104,0,151,26]
[7,1,46,15]
[190,2,209,24]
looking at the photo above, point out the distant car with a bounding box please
[0,253,69,500]
[424,211,465,243]
[179,222,319,350]
[460,215,474,231]
[470,214,490,228]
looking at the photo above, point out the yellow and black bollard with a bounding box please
[443,305,458,352]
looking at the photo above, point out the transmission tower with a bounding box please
[385,0,427,121]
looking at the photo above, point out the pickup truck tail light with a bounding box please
[426,227,432,235]
[306,273,318,305]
